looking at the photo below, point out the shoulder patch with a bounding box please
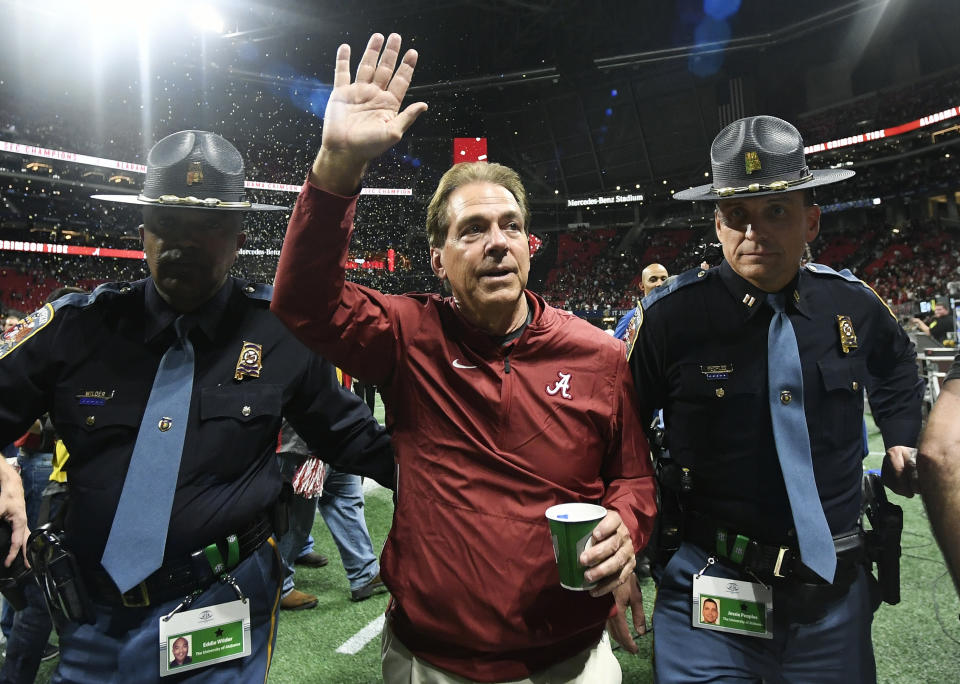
[640,266,710,310]
[241,282,273,302]
[0,283,134,360]
[623,306,643,361]
[0,305,55,360]
[804,262,896,320]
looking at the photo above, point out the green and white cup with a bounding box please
[545,503,607,591]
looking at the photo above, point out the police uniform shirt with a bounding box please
[628,260,922,542]
[0,277,393,570]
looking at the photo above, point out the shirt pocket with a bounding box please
[51,385,145,478]
[670,363,762,463]
[199,384,284,423]
[53,384,144,435]
[815,357,867,451]
[194,384,285,481]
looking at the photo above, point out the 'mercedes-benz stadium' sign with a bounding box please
[567,193,644,207]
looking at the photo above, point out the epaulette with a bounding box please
[49,282,134,313]
[624,267,711,360]
[803,262,859,283]
[240,282,273,303]
[640,266,711,310]
[804,262,896,320]
[0,282,131,361]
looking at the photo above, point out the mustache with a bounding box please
[157,248,203,265]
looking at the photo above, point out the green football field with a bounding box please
[32,406,960,682]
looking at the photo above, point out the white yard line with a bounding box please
[336,614,385,655]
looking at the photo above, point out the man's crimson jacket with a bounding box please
[272,182,656,682]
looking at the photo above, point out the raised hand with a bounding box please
[312,33,428,194]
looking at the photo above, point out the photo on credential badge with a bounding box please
[698,592,766,632]
[700,596,720,624]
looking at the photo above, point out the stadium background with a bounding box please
[1,0,959,681]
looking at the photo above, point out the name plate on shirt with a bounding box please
[692,574,773,639]
[158,599,251,677]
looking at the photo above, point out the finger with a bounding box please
[392,102,428,136]
[387,49,420,102]
[588,550,636,595]
[592,511,620,540]
[372,33,402,89]
[581,522,628,566]
[333,44,352,89]
[633,598,647,636]
[355,33,385,84]
[5,523,22,568]
[590,562,635,597]
[607,614,638,654]
[881,458,914,498]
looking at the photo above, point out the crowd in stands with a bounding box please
[3,66,960,322]
[795,66,960,144]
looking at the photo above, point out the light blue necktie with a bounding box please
[102,315,195,593]
[767,293,836,583]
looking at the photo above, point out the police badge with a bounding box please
[234,341,263,380]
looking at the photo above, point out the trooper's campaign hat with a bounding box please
[92,130,287,211]
[673,115,853,201]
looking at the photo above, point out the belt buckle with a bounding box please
[773,546,790,578]
[121,582,150,608]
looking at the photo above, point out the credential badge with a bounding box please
[234,341,263,381]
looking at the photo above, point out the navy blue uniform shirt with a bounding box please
[0,277,393,570]
[628,260,922,542]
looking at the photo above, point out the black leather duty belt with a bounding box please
[682,515,865,585]
[86,513,274,608]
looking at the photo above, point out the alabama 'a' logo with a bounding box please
[546,371,572,400]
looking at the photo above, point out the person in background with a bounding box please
[614,263,669,341]
[911,302,955,345]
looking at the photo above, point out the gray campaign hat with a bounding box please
[673,115,854,201]
[92,130,287,211]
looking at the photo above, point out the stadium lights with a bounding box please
[189,4,226,34]
[42,0,226,36]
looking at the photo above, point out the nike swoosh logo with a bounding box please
[452,359,477,369]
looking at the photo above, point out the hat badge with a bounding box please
[744,151,762,175]
[186,161,203,186]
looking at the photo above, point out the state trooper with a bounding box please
[0,130,393,683]
[625,115,923,682]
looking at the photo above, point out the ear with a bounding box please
[430,246,445,280]
[236,232,247,249]
[714,210,723,241]
[804,205,821,243]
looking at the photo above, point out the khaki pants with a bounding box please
[381,623,621,684]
